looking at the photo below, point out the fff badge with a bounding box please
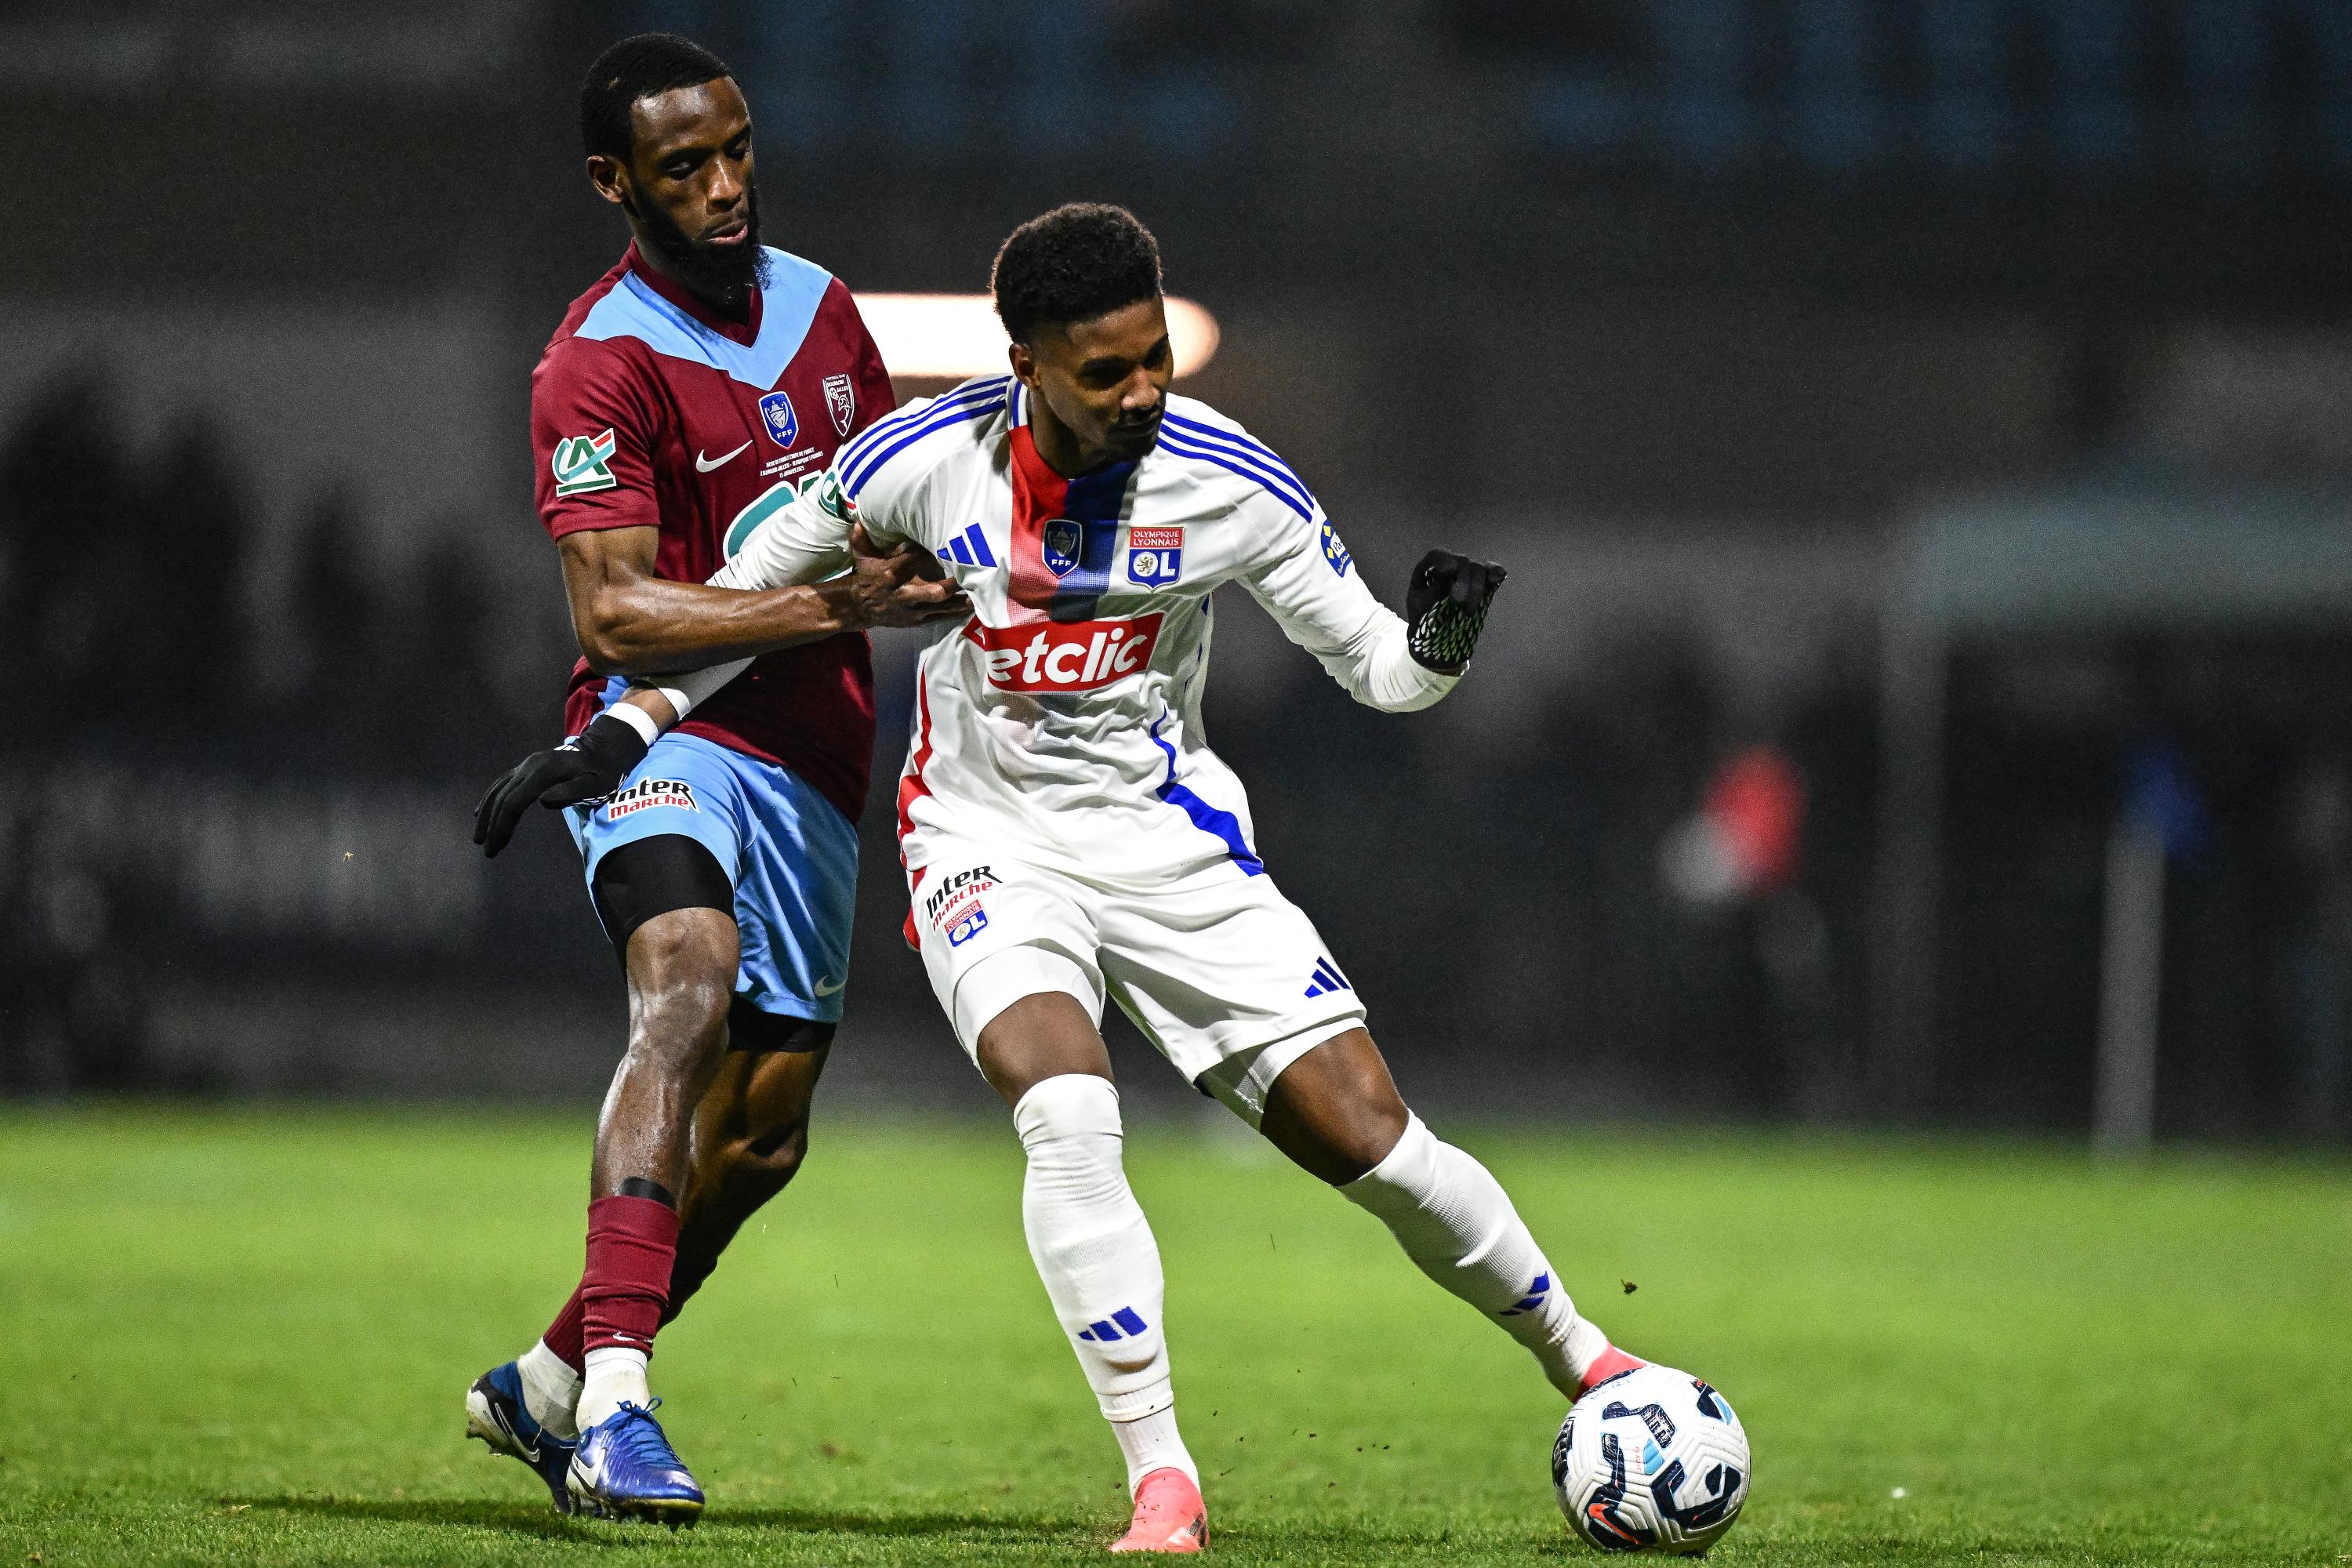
[758,390,798,447]
[1042,518,1084,578]
[1127,525,1184,587]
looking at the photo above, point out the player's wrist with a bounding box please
[812,576,873,632]
[575,709,652,778]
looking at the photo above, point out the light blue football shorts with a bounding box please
[565,731,858,1024]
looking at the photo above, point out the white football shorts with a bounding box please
[906,836,1368,1126]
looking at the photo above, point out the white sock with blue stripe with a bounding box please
[1342,1113,1607,1399]
[1013,1074,1196,1490]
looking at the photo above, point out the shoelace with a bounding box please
[601,1399,686,1472]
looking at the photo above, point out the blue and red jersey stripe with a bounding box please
[1006,426,1138,624]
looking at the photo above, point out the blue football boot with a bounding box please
[568,1399,704,1527]
[464,1361,584,1515]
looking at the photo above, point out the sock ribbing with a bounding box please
[1343,1113,1608,1399]
[581,1193,678,1358]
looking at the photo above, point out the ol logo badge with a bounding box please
[1127,525,1184,587]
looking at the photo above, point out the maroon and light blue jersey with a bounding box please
[531,243,895,822]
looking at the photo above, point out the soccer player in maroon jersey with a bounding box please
[460,34,966,1525]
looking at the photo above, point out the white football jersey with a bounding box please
[683,376,1457,886]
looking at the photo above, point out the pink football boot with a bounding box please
[1578,1344,1651,1395]
[1109,1467,1208,1553]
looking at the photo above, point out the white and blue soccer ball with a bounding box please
[1551,1365,1750,1555]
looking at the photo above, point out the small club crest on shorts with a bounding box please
[823,373,855,436]
[758,390,798,446]
[1042,518,1083,578]
[926,867,996,946]
[1127,525,1184,587]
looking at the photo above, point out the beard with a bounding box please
[626,183,770,316]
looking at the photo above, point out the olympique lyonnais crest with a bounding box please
[1042,518,1083,578]
[1127,525,1184,587]
[823,372,855,436]
[758,390,798,447]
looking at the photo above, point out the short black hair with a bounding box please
[991,203,1164,346]
[580,34,734,164]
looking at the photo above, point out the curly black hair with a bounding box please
[580,34,732,164]
[991,203,1164,346]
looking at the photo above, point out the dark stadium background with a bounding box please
[3,0,2349,1147]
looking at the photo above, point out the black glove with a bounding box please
[1405,549,1506,670]
[472,711,651,858]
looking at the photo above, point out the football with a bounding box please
[1551,1365,1751,1555]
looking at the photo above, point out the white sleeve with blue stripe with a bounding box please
[640,390,965,720]
[629,473,860,720]
[1240,492,1459,715]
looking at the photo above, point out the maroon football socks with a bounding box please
[580,1192,680,1357]
[542,1283,588,1372]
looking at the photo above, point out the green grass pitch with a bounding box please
[3,1107,2347,1565]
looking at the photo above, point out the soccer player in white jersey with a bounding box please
[482,203,1658,1552]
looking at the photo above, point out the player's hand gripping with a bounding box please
[844,523,970,629]
[472,710,652,858]
[1404,549,1507,670]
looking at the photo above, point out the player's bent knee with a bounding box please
[975,986,1115,1107]
[726,1100,818,1192]
[1261,1029,1413,1184]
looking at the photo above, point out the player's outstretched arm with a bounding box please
[1244,510,1506,713]
[560,524,849,677]
[615,469,945,726]
[474,521,960,857]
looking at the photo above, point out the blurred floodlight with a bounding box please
[853,293,1219,379]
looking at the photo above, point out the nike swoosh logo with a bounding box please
[814,975,845,996]
[491,1404,540,1462]
[695,441,752,473]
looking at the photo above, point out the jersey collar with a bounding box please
[622,241,764,347]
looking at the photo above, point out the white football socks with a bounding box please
[1112,1406,1200,1496]
[517,1338,584,1439]
[1014,1074,1196,1490]
[1341,1112,1609,1399]
[576,1345,650,1432]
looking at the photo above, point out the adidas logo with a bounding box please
[942,522,996,568]
[1076,1306,1149,1342]
[1499,1272,1551,1317]
[1302,956,1352,999]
